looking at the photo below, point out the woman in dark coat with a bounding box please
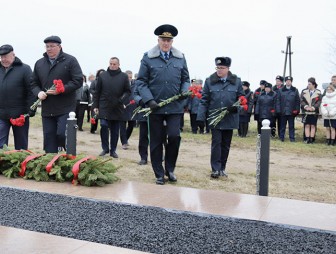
[255,83,277,134]
[238,81,253,137]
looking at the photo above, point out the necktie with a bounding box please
[310,91,313,97]
[164,52,169,60]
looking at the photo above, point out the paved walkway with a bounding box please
[0,177,335,253]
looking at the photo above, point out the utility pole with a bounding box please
[281,36,293,79]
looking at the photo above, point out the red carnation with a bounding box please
[90,118,96,125]
[53,79,65,93]
[238,96,248,105]
[10,115,27,126]
[270,109,275,113]
[125,100,136,108]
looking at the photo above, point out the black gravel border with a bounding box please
[0,186,335,253]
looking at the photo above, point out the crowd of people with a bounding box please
[1,25,335,185]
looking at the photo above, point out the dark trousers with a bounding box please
[100,119,119,154]
[42,114,68,153]
[272,114,281,137]
[0,118,29,150]
[190,113,204,134]
[148,114,182,178]
[76,104,88,130]
[119,120,136,145]
[280,115,295,141]
[180,113,184,131]
[86,106,91,122]
[90,108,98,133]
[257,121,262,134]
[238,122,249,137]
[138,121,149,161]
[210,129,233,172]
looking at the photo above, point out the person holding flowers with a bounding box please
[0,44,36,150]
[188,79,204,134]
[320,85,336,146]
[31,36,83,153]
[197,56,244,178]
[136,24,190,185]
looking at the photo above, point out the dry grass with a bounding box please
[9,112,336,204]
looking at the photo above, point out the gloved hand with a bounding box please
[139,100,145,107]
[28,109,36,117]
[227,106,238,113]
[147,100,159,110]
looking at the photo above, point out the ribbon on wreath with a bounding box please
[20,154,45,177]
[71,156,96,184]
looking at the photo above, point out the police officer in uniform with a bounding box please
[272,75,284,137]
[136,24,190,185]
[197,57,243,178]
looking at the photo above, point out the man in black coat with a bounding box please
[0,44,35,150]
[92,57,131,158]
[31,36,83,153]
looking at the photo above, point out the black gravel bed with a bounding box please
[0,186,335,254]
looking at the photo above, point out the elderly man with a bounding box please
[0,44,35,150]
[136,24,190,185]
[31,36,83,153]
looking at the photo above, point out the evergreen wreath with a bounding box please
[0,147,119,187]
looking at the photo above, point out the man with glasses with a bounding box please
[0,44,35,150]
[31,35,83,153]
[136,24,190,185]
[197,57,243,178]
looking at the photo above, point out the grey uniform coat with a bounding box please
[197,72,244,130]
[136,45,190,114]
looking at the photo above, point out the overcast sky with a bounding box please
[2,0,335,91]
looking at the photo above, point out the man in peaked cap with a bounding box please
[272,75,285,138]
[276,75,300,142]
[31,35,83,153]
[0,44,35,150]
[285,76,293,82]
[197,56,244,178]
[136,24,190,185]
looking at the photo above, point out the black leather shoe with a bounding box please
[110,152,118,158]
[156,177,165,185]
[167,172,177,182]
[99,150,109,156]
[138,160,147,165]
[211,171,220,178]
[220,170,228,177]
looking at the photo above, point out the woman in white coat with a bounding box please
[320,85,336,145]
